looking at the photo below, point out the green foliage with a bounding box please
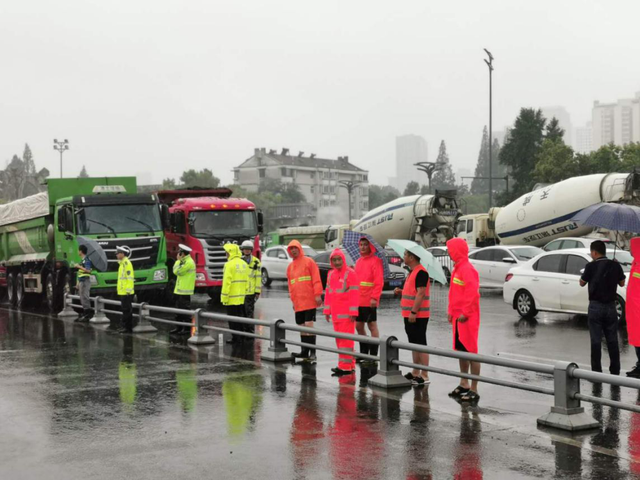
[23,144,36,175]
[471,127,504,195]
[545,117,565,143]
[179,169,221,188]
[459,194,489,215]
[78,165,89,178]
[499,108,546,203]
[257,178,306,204]
[369,184,400,209]
[533,139,576,184]
[162,178,177,189]
[432,140,457,190]
[420,184,430,195]
[0,150,49,202]
[403,181,420,196]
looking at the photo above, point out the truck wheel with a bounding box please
[15,273,26,307]
[7,272,17,306]
[262,269,272,287]
[515,290,537,319]
[615,295,626,325]
[44,273,57,312]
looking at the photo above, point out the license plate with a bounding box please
[389,280,403,287]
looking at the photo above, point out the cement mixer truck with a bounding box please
[457,172,640,248]
[352,191,460,247]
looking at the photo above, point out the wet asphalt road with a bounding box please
[1,283,640,479]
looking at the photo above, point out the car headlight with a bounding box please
[153,269,167,281]
[196,273,206,281]
[90,275,98,286]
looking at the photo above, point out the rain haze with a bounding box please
[1,0,639,185]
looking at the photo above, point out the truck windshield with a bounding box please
[76,205,162,235]
[189,211,257,238]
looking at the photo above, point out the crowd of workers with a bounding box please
[72,232,640,403]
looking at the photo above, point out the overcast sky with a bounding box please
[1,1,639,186]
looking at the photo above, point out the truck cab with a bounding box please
[456,209,501,248]
[158,189,263,300]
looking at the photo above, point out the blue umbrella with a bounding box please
[387,239,448,285]
[342,230,390,277]
[571,202,640,233]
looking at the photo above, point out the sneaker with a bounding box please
[355,357,365,364]
[412,377,425,386]
[404,372,415,381]
[627,366,640,378]
[308,355,317,364]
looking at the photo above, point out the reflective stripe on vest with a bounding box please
[360,281,374,287]
[633,272,640,279]
[452,277,465,286]
[400,264,430,318]
[328,270,358,294]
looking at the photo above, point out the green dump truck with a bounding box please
[0,177,169,311]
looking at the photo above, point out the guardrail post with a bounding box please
[133,302,158,333]
[261,319,293,362]
[187,308,215,345]
[368,336,412,388]
[89,296,110,324]
[58,293,78,318]
[537,361,599,431]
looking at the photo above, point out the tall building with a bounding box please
[541,106,573,147]
[234,148,369,226]
[575,121,593,154]
[395,135,428,193]
[592,91,640,149]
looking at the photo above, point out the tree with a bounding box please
[369,184,401,209]
[403,181,420,196]
[162,178,177,189]
[78,165,89,178]
[23,144,36,174]
[419,184,430,195]
[533,139,577,184]
[179,169,220,188]
[545,117,565,143]
[499,108,546,202]
[432,140,456,190]
[0,154,49,202]
[471,127,490,195]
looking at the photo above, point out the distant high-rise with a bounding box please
[592,91,640,149]
[541,106,573,147]
[575,122,593,154]
[395,135,428,193]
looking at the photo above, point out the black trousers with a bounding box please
[175,295,192,332]
[121,295,134,332]
[588,301,620,375]
[243,294,257,333]
[227,304,246,341]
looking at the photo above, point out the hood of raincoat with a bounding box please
[224,243,241,260]
[632,237,640,266]
[360,237,377,256]
[287,240,306,259]
[330,248,348,273]
[446,238,469,264]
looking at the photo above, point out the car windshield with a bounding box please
[302,246,317,257]
[608,249,634,271]
[76,204,162,235]
[189,211,257,238]
[511,247,543,261]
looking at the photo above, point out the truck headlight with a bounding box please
[196,273,206,281]
[153,269,167,281]
[90,275,98,286]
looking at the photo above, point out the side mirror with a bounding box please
[257,211,264,233]
[160,204,170,230]
[502,257,517,264]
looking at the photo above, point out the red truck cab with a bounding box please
[158,188,263,300]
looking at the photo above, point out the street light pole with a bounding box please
[53,139,70,178]
[484,48,494,209]
[338,180,361,222]
[414,162,443,194]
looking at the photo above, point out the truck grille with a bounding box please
[203,244,226,281]
[96,236,161,272]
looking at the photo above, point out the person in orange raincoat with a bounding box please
[626,237,640,378]
[323,249,360,375]
[354,237,384,361]
[446,238,481,404]
[286,240,323,362]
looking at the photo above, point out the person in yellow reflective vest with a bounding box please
[221,243,248,344]
[240,241,261,333]
[171,244,196,335]
[116,245,135,333]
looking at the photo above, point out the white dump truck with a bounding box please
[351,192,460,247]
[457,172,640,248]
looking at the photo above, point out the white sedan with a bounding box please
[261,245,317,286]
[503,248,631,322]
[468,246,543,289]
[542,237,614,251]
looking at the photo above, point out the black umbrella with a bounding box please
[77,236,109,272]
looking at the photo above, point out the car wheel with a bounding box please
[262,269,272,287]
[515,290,538,319]
[615,295,626,324]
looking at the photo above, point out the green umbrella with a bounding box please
[387,239,448,285]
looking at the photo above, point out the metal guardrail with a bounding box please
[60,293,640,432]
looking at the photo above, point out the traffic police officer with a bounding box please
[240,240,261,330]
[171,244,196,335]
[221,243,248,343]
[116,245,135,333]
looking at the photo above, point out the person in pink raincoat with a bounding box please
[626,237,640,378]
[323,249,360,375]
[446,238,481,403]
